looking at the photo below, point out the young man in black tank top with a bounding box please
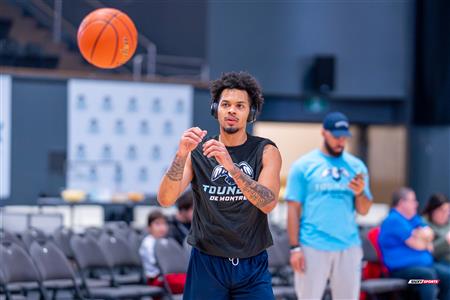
[158,71,282,300]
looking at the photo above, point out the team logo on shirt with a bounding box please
[321,167,350,181]
[211,161,254,185]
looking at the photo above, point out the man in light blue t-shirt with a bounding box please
[285,112,373,300]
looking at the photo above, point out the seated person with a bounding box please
[139,210,186,294]
[379,187,450,300]
[422,193,450,265]
[168,190,193,246]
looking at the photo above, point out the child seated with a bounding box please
[139,210,186,294]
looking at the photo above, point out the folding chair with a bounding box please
[97,232,164,298]
[0,268,26,300]
[154,238,189,300]
[71,233,160,299]
[267,232,296,300]
[360,228,407,300]
[0,241,47,300]
[52,227,74,260]
[20,227,47,250]
[29,240,84,299]
[0,230,27,251]
[104,221,130,240]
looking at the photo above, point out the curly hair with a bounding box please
[210,71,264,112]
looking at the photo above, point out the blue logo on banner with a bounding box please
[114,165,123,183]
[152,98,162,113]
[77,95,86,110]
[139,120,149,135]
[128,97,138,112]
[88,166,98,181]
[0,122,3,142]
[102,96,112,111]
[163,121,173,135]
[139,167,148,182]
[115,119,125,135]
[76,144,86,159]
[102,144,112,160]
[88,118,99,134]
[175,99,184,113]
[152,145,161,160]
[127,145,137,160]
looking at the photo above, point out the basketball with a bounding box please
[77,8,138,69]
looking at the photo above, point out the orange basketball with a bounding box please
[77,8,138,69]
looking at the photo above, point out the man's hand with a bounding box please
[446,231,450,245]
[290,250,305,273]
[178,127,207,157]
[202,139,234,172]
[349,173,365,196]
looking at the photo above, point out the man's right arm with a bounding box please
[157,127,206,207]
[287,201,305,273]
[157,152,193,207]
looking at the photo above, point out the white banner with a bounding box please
[0,75,12,199]
[67,79,193,197]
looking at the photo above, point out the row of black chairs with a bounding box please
[0,222,187,300]
[0,38,59,68]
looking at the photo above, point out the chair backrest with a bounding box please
[0,242,42,283]
[21,227,47,250]
[154,238,189,274]
[0,229,28,250]
[361,231,379,263]
[128,229,145,265]
[29,240,76,281]
[268,230,290,268]
[367,226,389,276]
[84,227,104,238]
[52,227,74,259]
[0,267,8,285]
[104,221,130,239]
[182,237,192,256]
[71,234,111,269]
[98,232,140,268]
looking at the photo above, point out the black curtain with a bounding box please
[413,0,450,124]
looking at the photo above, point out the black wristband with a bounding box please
[290,245,300,250]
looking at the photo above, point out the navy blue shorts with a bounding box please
[183,248,274,300]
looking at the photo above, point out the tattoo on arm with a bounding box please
[166,155,186,181]
[232,167,275,208]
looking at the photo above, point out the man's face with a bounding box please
[322,129,348,156]
[400,191,419,219]
[217,89,251,134]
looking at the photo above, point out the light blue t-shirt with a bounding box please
[284,149,373,251]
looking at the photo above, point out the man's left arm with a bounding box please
[349,173,372,215]
[202,140,282,214]
[230,144,282,214]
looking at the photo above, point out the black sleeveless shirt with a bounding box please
[187,134,276,258]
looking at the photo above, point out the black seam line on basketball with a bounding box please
[90,13,120,61]
[78,20,109,41]
[78,11,115,38]
[109,23,119,66]
[114,16,134,46]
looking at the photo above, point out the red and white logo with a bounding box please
[408,279,440,285]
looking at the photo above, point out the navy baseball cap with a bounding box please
[323,112,352,137]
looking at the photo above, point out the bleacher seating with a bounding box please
[0,16,59,69]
